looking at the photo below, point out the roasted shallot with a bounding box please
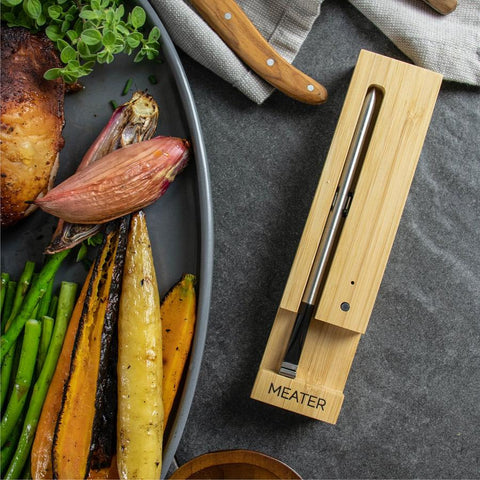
[45,91,159,253]
[35,136,190,224]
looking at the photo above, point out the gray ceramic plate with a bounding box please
[0,2,213,477]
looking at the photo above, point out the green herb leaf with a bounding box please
[47,5,63,20]
[79,9,98,21]
[115,4,125,21]
[126,32,141,49]
[130,6,146,29]
[102,29,116,46]
[2,0,23,7]
[60,45,77,63]
[81,28,102,46]
[148,26,161,43]
[37,12,46,26]
[2,1,161,84]
[43,68,62,80]
[45,24,63,42]
[87,233,104,246]
[66,29,78,42]
[56,38,70,51]
[2,12,17,23]
[24,0,42,19]
[133,50,145,63]
[61,18,71,33]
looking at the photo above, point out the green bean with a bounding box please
[4,281,77,480]
[0,344,15,410]
[0,319,41,447]
[1,281,16,334]
[36,278,54,321]
[0,412,23,476]
[6,262,35,330]
[0,290,20,410]
[36,316,54,377]
[0,281,17,406]
[0,273,9,317]
[33,279,55,378]
[20,455,31,479]
[47,295,58,319]
[0,250,70,362]
[18,266,35,297]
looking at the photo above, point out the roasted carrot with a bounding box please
[117,211,163,480]
[52,220,127,480]
[31,266,93,480]
[161,274,196,425]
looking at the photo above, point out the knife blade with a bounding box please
[190,0,328,104]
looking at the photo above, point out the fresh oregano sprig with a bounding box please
[1,0,161,84]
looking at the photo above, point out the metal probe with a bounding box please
[279,87,381,379]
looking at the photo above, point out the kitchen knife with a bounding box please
[421,0,457,14]
[189,0,328,104]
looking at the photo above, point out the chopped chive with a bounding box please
[110,100,118,110]
[122,78,133,95]
[148,74,158,85]
[75,243,88,263]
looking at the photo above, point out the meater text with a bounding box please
[268,382,326,410]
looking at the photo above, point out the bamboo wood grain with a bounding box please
[190,0,327,104]
[251,50,442,423]
[251,308,360,423]
[422,0,457,14]
[315,52,442,333]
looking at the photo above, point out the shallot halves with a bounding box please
[35,136,190,224]
[46,90,159,253]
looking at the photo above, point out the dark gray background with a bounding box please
[171,1,480,478]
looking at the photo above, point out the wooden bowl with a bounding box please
[168,449,302,479]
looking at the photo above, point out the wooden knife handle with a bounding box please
[422,0,457,14]
[190,0,327,104]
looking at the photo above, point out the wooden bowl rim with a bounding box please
[168,449,302,479]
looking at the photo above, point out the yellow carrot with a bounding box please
[117,211,163,480]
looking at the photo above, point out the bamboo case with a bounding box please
[251,50,442,424]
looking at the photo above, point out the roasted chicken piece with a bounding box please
[1,25,65,228]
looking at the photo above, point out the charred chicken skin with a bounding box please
[1,25,65,228]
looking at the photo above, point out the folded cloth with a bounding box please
[351,0,480,87]
[149,0,480,104]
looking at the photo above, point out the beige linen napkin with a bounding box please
[351,0,480,88]
[149,0,480,104]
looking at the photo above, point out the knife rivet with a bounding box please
[266,58,275,66]
[224,12,232,20]
[307,84,315,91]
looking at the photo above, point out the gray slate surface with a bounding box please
[171,1,480,478]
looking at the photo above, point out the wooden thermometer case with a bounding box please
[251,50,442,424]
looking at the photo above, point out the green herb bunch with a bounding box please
[1,0,161,83]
